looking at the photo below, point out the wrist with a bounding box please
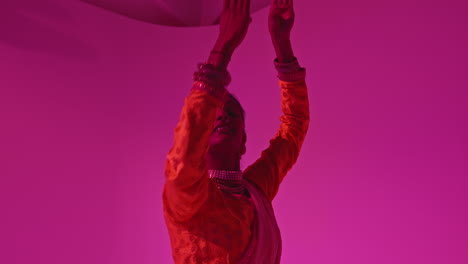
[213,40,235,57]
[274,57,306,82]
[275,51,295,63]
[270,32,291,44]
[193,62,232,89]
[207,50,232,70]
[272,39,295,62]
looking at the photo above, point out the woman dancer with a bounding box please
[163,0,309,263]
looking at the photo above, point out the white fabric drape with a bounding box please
[81,0,270,27]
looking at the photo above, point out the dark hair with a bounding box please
[228,93,247,158]
[228,93,245,122]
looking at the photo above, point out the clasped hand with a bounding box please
[211,0,296,66]
[213,0,252,56]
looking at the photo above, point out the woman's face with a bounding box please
[208,97,246,158]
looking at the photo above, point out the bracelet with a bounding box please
[274,57,306,82]
[277,69,306,82]
[194,63,232,86]
[192,81,229,103]
[274,57,300,71]
[208,50,231,68]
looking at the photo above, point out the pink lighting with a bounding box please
[0,0,467,263]
[81,0,270,26]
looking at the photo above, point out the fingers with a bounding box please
[226,0,248,19]
[238,0,248,13]
[242,0,251,14]
[272,0,294,9]
[225,0,251,20]
[237,0,243,12]
[277,0,292,8]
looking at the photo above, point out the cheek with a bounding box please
[240,120,246,131]
[237,123,245,140]
[214,109,222,119]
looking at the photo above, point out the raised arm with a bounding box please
[269,0,296,63]
[243,0,310,201]
[163,0,252,223]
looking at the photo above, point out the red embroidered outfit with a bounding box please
[163,58,309,263]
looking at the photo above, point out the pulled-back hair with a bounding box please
[228,93,245,123]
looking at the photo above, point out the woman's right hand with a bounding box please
[213,0,252,56]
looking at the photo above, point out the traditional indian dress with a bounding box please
[163,58,309,264]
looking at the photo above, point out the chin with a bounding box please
[208,140,237,153]
[209,134,232,144]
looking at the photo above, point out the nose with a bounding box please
[217,111,230,122]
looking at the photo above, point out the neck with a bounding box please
[206,153,240,171]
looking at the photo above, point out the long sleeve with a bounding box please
[163,64,229,223]
[243,59,310,201]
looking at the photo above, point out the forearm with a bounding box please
[207,50,232,71]
[272,37,295,63]
[163,90,218,221]
[242,58,308,201]
[164,63,229,221]
[164,91,219,177]
[206,38,236,70]
[166,91,220,178]
[167,59,231,183]
[242,85,309,201]
[276,57,309,165]
[276,58,309,173]
[279,79,309,138]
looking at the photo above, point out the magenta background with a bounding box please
[1,0,467,263]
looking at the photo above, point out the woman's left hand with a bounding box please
[268,0,295,42]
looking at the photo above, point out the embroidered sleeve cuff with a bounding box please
[193,63,232,87]
[191,80,229,102]
[274,57,306,82]
[191,63,231,102]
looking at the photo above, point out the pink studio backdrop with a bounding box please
[1,0,467,264]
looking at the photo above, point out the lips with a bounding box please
[214,123,234,134]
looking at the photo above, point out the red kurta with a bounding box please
[163,78,309,263]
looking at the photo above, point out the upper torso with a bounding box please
[163,77,309,263]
